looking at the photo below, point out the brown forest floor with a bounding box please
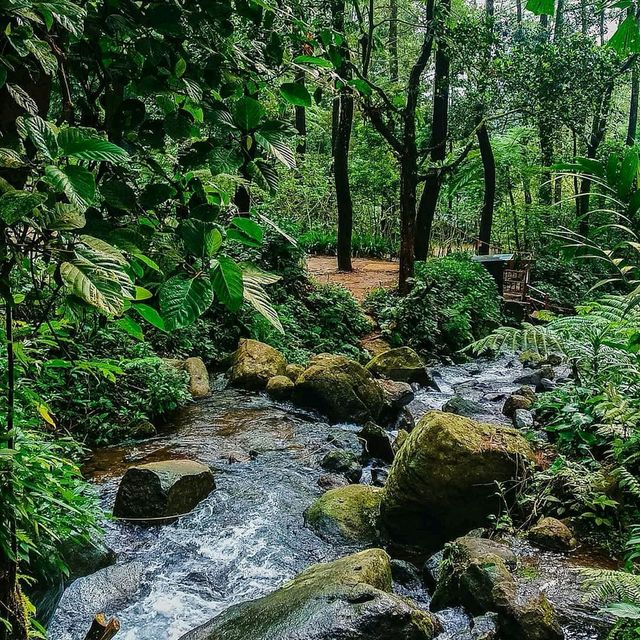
[306,255,399,302]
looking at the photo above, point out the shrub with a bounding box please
[364,254,501,357]
[530,255,599,307]
[251,281,371,363]
[37,356,190,446]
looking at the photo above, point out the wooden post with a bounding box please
[83,614,120,640]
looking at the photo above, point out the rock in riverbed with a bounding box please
[431,536,563,640]
[380,411,534,549]
[230,339,287,390]
[293,354,384,423]
[113,460,215,523]
[527,517,577,551]
[178,549,439,640]
[366,347,431,385]
[305,484,382,544]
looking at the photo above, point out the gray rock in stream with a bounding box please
[113,459,215,523]
[52,562,145,638]
[178,549,439,640]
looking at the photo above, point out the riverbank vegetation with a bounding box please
[3,0,640,637]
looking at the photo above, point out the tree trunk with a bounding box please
[331,0,354,272]
[399,157,418,294]
[414,0,450,261]
[516,0,522,23]
[477,121,496,255]
[554,0,565,40]
[389,0,399,82]
[628,63,639,146]
[578,81,615,236]
[538,120,554,206]
[334,91,354,271]
[294,67,307,156]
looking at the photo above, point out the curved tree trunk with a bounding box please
[414,0,451,261]
[477,121,496,255]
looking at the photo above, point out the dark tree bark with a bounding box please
[295,67,307,156]
[233,184,251,216]
[554,0,565,40]
[415,0,451,261]
[516,0,522,23]
[477,120,496,255]
[331,0,354,272]
[628,63,639,146]
[389,0,399,82]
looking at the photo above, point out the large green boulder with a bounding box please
[431,536,563,640]
[178,549,438,640]
[380,411,534,549]
[293,354,384,423]
[230,339,287,390]
[365,347,431,385]
[305,485,383,545]
[113,460,215,524]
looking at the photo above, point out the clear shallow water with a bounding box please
[50,357,607,640]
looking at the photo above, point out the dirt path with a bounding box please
[306,255,399,302]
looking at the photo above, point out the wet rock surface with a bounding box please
[50,356,608,640]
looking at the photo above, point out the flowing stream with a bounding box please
[49,356,612,640]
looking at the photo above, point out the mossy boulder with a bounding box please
[184,357,209,397]
[179,549,439,640]
[305,485,383,544]
[266,375,295,400]
[113,460,215,524]
[293,354,384,423]
[285,363,305,383]
[431,536,563,640]
[365,347,431,385]
[380,411,534,549]
[230,339,287,390]
[320,449,363,483]
[527,517,577,551]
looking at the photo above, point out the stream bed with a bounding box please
[49,356,612,640]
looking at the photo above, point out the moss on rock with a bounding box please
[305,484,383,544]
[179,549,439,640]
[293,354,383,423]
[365,347,431,385]
[230,339,287,390]
[380,411,534,549]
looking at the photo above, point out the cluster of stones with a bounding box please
[109,339,580,640]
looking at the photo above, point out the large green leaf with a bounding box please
[159,274,214,330]
[179,220,223,257]
[242,266,283,333]
[525,0,554,15]
[279,82,312,107]
[211,256,244,311]
[0,148,24,168]
[101,179,138,211]
[608,14,640,55]
[0,191,46,225]
[227,216,263,247]
[255,121,296,169]
[132,303,166,330]
[58,128,128,162]
[233,96,265,131]
[25,116,58,159]
[44,164,96,209]
[44,203,86,230]
[293,55,333,68]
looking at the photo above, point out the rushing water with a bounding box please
[49,356,609,640]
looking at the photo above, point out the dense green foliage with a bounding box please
[3,0,640,634]
[365,254,501,357]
